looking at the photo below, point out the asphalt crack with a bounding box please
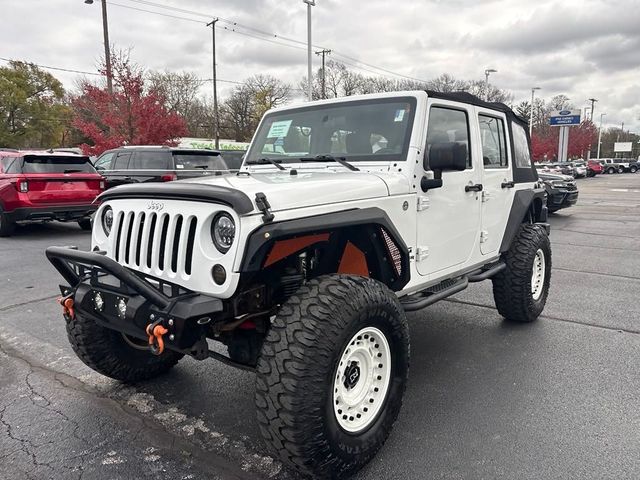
[0,294,59,312]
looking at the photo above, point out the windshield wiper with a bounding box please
[299,155,359,171]
[245,157,286,171]
[193,165,209,169]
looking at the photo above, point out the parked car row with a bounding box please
[0,146,246,237]
[596,158,639,174]
[535,160,604,178]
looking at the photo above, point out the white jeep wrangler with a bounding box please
[48,90,551,479]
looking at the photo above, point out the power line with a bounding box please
[0,56,101,76]
[115,0,429,83]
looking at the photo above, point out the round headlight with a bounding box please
[211,213,236,253]
[101,206,113,236]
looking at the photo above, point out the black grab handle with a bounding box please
[465,183,483,192]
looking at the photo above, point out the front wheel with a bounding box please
[255,275,409,479]
[630,166,637,173]
[607,167,616,174]
[66,311,183,382]
[492,224,551,323]
[618,167,625,174]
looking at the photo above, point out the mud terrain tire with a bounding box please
[255,275,409,478]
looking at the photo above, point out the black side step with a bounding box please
[401,278,469,312]
[467,261,506,282]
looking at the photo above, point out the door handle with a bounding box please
[465,183,483,192]
[501,181,515,189]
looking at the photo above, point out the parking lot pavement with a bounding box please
[1,173,639,479]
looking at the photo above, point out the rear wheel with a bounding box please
[618,167,625,174]
[492,224,551,323]
[0,207,15,237]
[607,167,616,174]
[255,275,409,479]
[66,311,183,382]
[78,218,92,231]
[630,166,637,173]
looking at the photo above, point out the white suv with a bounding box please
[47,90,551,478]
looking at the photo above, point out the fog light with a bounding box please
[117,298,127,319]
[212,264,226,285]
[94,292,104,312]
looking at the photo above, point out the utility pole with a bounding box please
[207,18,220,149]
[484,69,497,101]
[597,113,606,159]
[588,98,598,121]
[529,87,541,137]
[303,0,315,101]
[315,49,331,99]
[84,0,112,94]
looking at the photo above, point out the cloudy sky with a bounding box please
[1,0,639,131]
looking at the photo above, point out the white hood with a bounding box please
[178,170,410,213]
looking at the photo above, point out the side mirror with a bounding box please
[426,142,467,172]
[420,177,443,192]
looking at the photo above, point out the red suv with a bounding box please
[587,160,603,176]
[0,150,105,236]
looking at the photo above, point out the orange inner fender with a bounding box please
[264,233,330,267]
[338,241,369,277]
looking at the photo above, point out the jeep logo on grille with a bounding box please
[147,201,164,211]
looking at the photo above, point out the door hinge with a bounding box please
[416,246,429,262]
[482,191,491,202]
[480,231,489,243]
[417,196,430,211]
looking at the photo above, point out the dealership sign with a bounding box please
[549,110,581,126]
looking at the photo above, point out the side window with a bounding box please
[511,123,531,168]
[113,152,132,169]
[94,152,114,170]
[131,152,171,170]
[426,106,471,168]
[1,156,19,174]
[478,115,508,169]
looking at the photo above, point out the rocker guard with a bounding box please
[45,246,223,351]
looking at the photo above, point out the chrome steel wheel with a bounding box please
[531,248,546,300]
[333,327,391,433]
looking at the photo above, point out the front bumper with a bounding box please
[46,246,224,355]
[7,204,97,223]
[547,188,579,210]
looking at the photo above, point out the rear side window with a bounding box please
[21,156,96,174]
[512,123,532,168]
[426,106,472,168]
[113,152,132,169]
[131,151,171,170]
[1,156,19,174]
[173,153,228,171]
[478,115,508,169]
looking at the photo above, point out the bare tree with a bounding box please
[147,71,205,136]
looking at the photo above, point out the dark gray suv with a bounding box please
[93,146,229,189]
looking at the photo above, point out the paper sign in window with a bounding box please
[267,120,292,138]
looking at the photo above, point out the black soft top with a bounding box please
[425,90,528,129]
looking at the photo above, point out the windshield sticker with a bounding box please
[394,109,406,122]
[267,120,292,138]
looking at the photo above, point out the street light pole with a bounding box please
[588,97,598,121]
[85,0,112,94]
[596,113,606,159]
[303,0,315,101]
[529,87,541,137]
[484,68,497,101]
[207,18,220,149]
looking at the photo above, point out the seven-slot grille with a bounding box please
[112,210,198,276]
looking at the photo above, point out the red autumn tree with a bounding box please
[531,121,598,162]
[72,51,188,156]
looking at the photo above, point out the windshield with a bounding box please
[21,155,96,174]
[245,97,417,164]
[173,152,228,170]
